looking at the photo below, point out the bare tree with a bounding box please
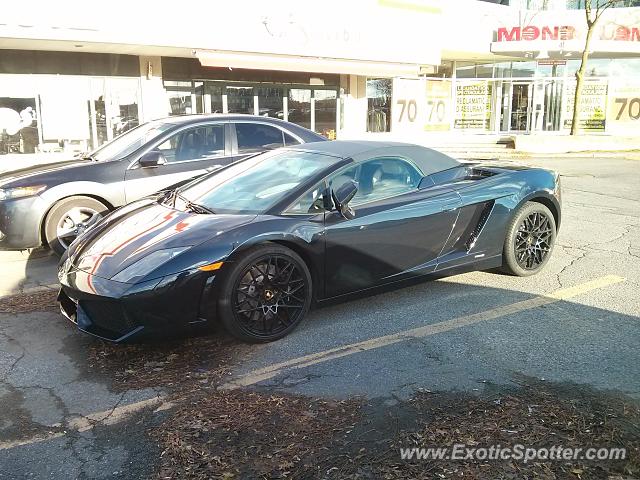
[570,0,617,135]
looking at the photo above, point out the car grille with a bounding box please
[79,299,137,335]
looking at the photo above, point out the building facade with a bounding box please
[1,0,639,160]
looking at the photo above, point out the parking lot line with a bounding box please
[0,275,624,452]
[0,396,172,451]
[220,275,625,390]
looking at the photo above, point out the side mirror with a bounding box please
[331,180,358,220]
[138,151,167,168]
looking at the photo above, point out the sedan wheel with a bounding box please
[501,201,556,276]
[218,245,312,342]
[45,196,109,255]
[56,207,101,250]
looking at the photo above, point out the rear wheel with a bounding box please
[218,244,312,343]
[501,201,556,276]
[44,196,109,255]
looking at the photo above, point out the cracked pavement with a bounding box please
[0,300,163,478]
[0,155,638,477]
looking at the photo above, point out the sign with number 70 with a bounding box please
[607,82,640,134]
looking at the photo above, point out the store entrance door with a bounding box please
[540,80,562,131]
[509,83,532,132]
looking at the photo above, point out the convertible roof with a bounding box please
[289,140,460,176]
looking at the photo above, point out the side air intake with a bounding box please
[465,200,495,251]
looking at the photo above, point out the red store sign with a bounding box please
[497,24,640,42]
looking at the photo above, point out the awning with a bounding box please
[195,50,424,77]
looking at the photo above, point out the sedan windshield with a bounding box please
[178,150,341,214]
[90,121,174,162]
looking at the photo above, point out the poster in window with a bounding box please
[454,81,492,130]
[424,80,451,131]
[562,80,607,132]
[606,80,640,135]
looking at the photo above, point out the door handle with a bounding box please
[206,165,222,172]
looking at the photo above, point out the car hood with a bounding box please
[69,201,256,281]
[0,159,92,187]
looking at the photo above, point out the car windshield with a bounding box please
[90,121,174,162]
[178,150,341,214]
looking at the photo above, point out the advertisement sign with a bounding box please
[392,78,426,133]
[562,81,607,132]
[392,78,453,133]
[606,81,640,135]
[454,81,492,130]
[425,80,451,131]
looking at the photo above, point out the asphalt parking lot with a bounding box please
[0,155,639,478]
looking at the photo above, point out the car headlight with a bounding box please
[111,247,189,284]
[0,185,47,200]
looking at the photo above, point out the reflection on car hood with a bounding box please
[69,201,256,280]
[0,159,92,187]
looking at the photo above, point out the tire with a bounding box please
[44,196,109,255]
[501,201,556,277]
[217,244,312,343]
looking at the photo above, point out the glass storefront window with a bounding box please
[475,63,495,78]
[89,78,108,149]
[0,96,39,154]
[288,89,311,129]
[1,74,142,156]
[313,90,337,139]
[609,58,640,77]
[166,81,193,115]
[494,62,512,78]
[256,87,284,118]
[226,86,254,114]
[436,61,454,78]
[107,78,140,140]
[366,78,392,133]
[536,63,566,78]
[206,84,223,114]
[455,62,476,79]
[194,81,205,114]
[566,59,611,77]
[511,62,537,78]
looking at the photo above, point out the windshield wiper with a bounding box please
[173,191,215,214]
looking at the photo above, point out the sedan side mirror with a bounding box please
[332,180,358,220]
[139,151,167,168]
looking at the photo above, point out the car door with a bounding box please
[123,122,232,203]
[322,157,461,298]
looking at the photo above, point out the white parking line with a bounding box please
[0,396,174,451]
[0,275,625,451]
[220,275,625,390]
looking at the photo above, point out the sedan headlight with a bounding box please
[111,247,189,284]
[0,185,47,200]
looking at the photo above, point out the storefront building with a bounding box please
[1,0,639,161]
[386,3,640,138]
[0,0,441,159]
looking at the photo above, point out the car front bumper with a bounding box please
[58,266,219,342]
[0,195,48,250]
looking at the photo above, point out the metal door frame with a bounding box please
[508,81,533,133]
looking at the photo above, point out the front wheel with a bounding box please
[44,196,109,255]
[217,244,312,343]
[501,201,556,277]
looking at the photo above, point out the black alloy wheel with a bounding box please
[515,211,553,270]
[218,244,312,342]
[501,201,556,277]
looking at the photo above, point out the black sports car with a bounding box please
[0,115,324,254]
[57,141,561,343]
